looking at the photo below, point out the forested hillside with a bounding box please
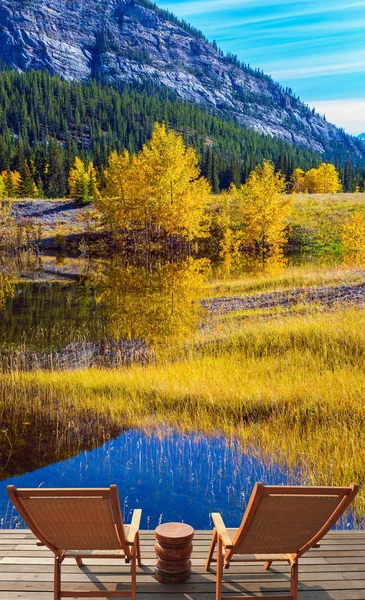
[0,0,364,162]
[0,70,364,197]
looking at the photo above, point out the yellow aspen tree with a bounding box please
[97,149,145,230]
[341,212,365,266]
[304,168,319,193]
[68,157,85,198]
[138,123,211,239]
[315,163,342,193]
[87,161,99,201]
[290,168,306,193]
[68,157,99,204]
[232,161,292,274]
[0,175,5,199]
[1,171,21,198]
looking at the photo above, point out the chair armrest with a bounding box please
[211,512,233,549]
[127,509,142,545]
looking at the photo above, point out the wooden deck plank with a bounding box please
[0,530,364,598]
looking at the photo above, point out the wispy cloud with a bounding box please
[309,99,365,135]
[163,0,365,17]
[272,62,365,80]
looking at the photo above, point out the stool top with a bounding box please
[155,522,194,545]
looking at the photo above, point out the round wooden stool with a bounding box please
[155,522,194,584]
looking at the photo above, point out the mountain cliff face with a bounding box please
[0,0,364,160]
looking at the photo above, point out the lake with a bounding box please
[1,428,358,531]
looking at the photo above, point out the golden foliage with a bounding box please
[98,150,143,229]
[218,161,292,274]
[1,170,22,198]
[290,168,305,193]
[291,163,342,194]
[68,157,99,204]
[0,175,5,199]
[341,212,365,266]
[139,123,211,239]
[98,123,212,240]
[310,163,342,194]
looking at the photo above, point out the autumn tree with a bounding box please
[97,150,143,230]
[99,123,212,241]
[303,168,319,194]
[290,168,306,193]
[295,163,342,194]
[0,175,5,200]
[314,163,342,193]
[68,157,99,204]
[138,123,211,239]
[228,161,292,273]
[341,212,365,266]
[1,170,21,197]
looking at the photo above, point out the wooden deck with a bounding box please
[0,529,364,599]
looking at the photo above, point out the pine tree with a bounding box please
[344,159,353,192]
[46,139,66,198]
[20,162,37,198]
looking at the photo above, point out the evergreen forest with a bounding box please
[0,69,364,197]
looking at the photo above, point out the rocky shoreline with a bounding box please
[202,281,365,314]
[10,199,91,233]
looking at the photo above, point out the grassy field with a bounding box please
[1,260,365,518]
[291,193,365,259]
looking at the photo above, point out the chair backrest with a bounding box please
[231,483,358,557]
[7,485,129,554]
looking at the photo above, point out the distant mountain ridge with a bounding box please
[0,0,364,162]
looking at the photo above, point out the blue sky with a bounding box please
[157,0,365,135]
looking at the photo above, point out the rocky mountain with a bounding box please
[0,0,364,160]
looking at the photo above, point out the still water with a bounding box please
[0,429,358,530]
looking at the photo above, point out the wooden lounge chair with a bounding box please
[206,482,359,600]
[7,485,142,600]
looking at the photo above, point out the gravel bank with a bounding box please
[202,281,365,314]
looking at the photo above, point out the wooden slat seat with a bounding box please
[7,485,142,600]
[206,483,359,600]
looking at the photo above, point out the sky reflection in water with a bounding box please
[0,429,358,530]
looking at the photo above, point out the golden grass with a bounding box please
[2,303,365,517]
[292,193,365,248]
[205,263,365,297]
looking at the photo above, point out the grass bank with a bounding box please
[291,193,365,259]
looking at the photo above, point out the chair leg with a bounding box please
[290,561,299,600]
[75,557,83,567]
[131,549,137,600]
[136,532,142,568]
[264,560,273,570]
[216,536,223,600]
[206,529,217,571]
[54,556,61,600]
